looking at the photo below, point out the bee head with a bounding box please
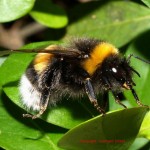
[100,54,139,91]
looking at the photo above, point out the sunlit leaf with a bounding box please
[0,0,35,22]
[142,0,150,8]
[30,0,68,28]
[139,111,150,139]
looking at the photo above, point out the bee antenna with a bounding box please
[127,54,150,64]
[129,67,140,77]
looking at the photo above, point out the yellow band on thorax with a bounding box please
[81,42,118,75]
[33,45,56,73]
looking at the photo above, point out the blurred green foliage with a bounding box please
[0,0,150,150]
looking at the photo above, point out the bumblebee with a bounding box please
[2,38,149,119]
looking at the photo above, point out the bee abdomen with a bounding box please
[19,74,41,111]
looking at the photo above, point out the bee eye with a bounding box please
[111,67,125,83]
[112,67,117,73]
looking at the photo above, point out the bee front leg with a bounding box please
[130,88,149,108]
[103,76,127,109]
[84,78,105,115]
[112,92,127,109]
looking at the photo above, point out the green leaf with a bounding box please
[0,57,6,67]
[138,111,150,139]
[58,107,148,150]
[106,31,150,112]
[0,91,64,150]
[67,1,150,47]
[121,31,150,141]
[0,41,92,129]
[30,0,68,28]
[0,0,35,22]
[128,137,149,150]
[124,31,150,107]
[142,0,150,8]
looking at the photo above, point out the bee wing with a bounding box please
[0,45,81,57]
[0,50,11,56]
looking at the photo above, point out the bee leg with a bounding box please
[23,92,50,119]
[84,78,105,115]
[33,103,49,119]
[103,77,127,109]
[23,98,49,119]
[131,88,149,107]
[112,92,127,108]
[102,92,109,111]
